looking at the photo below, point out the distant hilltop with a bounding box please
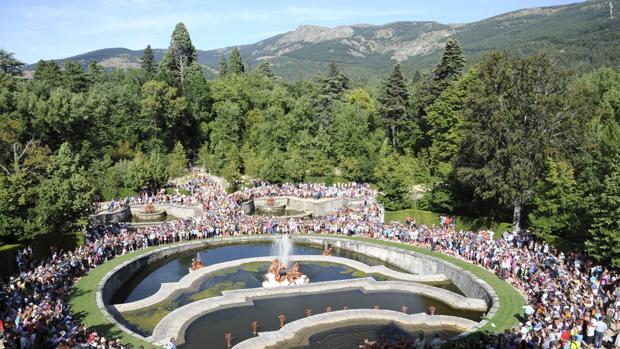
[24,0,620,81]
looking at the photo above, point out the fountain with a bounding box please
[189,253,204,272]
[132,203,167,222]
[262,235,309,287]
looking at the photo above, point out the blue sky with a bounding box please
[1,0,582,63]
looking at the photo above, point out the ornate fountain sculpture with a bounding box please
[262,235,309,287]
[189,253,204,272]
[322,244,333,256]
[133,202,167,222]
[144,203,157,213]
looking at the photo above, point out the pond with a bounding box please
[181,289,482,349]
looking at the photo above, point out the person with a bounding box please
[430,333,443,348]
[415,332,426,349]
[594,319,608,348]
[166,337,177,349]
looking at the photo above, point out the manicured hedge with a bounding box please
[0,232,84,277]
[0,244,22,278]
[384,209,512,233]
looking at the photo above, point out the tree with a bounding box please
[374,141,413,210]
[167,141,187,178]
[208,101,243,174]
[126,150,169,191]
[34,60,62,87]
[377,63,415,151]
[63,61,88,93]
[219,56,228,77]
[528,159,579,242]
[419,38,466,113]
[0,49,25,76]
[455,53,578,233]
[257,61,274,78]
[87,59,105,84]
[424,71,476,167]
[141,44,158,79]
[161,23,197,85]
[228,48,244,75]
[34,143,98,238]
[585,159,620,267]
[139,80,188,148]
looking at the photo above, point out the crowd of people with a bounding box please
[1,172,619,348]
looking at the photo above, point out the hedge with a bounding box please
[384,209,512,233]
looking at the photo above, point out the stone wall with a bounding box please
[253,197,348,216]
[295,236,494,305]
[129,204,202,220]
[92,206,132,226]
[241,200,255,215]
[96,235,500,346]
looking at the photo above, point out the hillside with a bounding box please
[24,0,620,81]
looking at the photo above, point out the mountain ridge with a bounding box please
[23,0,620,81]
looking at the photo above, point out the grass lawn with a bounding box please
[70,236,525,347]
[70,246,161,348]
[384,209,513,233]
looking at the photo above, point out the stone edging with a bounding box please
[94,235,503,346]
[150,277,487,346]
[232,310,478,349]
[113,254,449,313]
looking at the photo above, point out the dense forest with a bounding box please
[1,23,619,266]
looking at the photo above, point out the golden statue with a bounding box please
[322,245,333,256]
[144,203,156,214]
[190,254,204,271]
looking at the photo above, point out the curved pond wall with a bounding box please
[97,235,499,345]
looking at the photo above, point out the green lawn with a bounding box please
[384,209,512,233]
[70,246,161,348]
[70,236,525,347]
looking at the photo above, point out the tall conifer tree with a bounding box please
[161,23,197,85]
[219,56,228,77]
[141,44,158,78]
[378,63,410,150]
[228,48,244,75]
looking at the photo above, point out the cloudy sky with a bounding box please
[1,0,582,63]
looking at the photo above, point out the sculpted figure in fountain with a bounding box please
[189,254,204,272]
[322,245,333,256]
[262,259,309,287]
[263,235,309,287]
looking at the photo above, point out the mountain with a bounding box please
[24,0,620,81]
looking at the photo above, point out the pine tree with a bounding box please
[419,38,466,146]
[161,23,197,85]
[585,159,620,267]
[62,61,88,93]
[219,56,228,77]
[34,60,62,87]
[87,59,104,84]
[0,49,24,76]
[228,48,244,75]
[257,61,274,78]
[377,63,411,150]
[141,44,158,78]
